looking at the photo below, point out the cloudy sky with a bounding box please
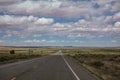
[0,0,120,47]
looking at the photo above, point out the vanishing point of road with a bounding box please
[0,51,101,80]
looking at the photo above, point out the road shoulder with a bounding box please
[64,56,101,80]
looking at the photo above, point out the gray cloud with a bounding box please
[0,0,120,46]
[0,14,120,39]
[0,0,98,17]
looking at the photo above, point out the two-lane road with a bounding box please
[0,52,100,80]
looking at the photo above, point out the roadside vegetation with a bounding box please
[0,47,58,65]
[62,48,120,80]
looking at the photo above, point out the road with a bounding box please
[0,52,100,80]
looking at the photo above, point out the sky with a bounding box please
[0,0,120,47]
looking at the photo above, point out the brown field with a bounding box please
[62,48,120,80]
[0,47,58,64]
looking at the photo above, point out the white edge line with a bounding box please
[61,54,80,80]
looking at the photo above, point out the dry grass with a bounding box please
[62,48,120,80]
[0,47,58,64]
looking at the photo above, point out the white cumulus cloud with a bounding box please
[35,17,54,25]
[115,22,120,27]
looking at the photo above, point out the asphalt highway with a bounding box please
[0,52,101,80]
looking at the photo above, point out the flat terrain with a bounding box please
[0,47,119,80]
[62,48,120,80]
[0,47,58,64]
[0,52,100,80]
